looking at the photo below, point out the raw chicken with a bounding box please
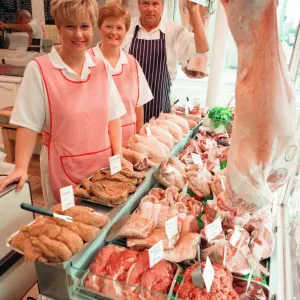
[222,0,299,213]
[149,117,184,143]
[154,160,186,191]
[164,232,200,262]
[140,123,174,150]
[122,147,155,170]
[128,134,170,163]
[158,112,190,135]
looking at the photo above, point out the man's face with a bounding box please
[138,0,164,28]
[16,17,25,24]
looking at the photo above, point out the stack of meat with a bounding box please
[128,113,193,163]
[9,205,107,263]
[84,245,177,300]
[74,167,147,205]
[177,262,239,299]
[199,187,274,276]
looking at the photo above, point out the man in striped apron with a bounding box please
[124,0,209,123]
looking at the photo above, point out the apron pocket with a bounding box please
[60,147,112,184]
[122,122,136,148]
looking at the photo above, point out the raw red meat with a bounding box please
[140,260,175,299]
[178,263,239,299]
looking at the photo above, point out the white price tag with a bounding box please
[191,0,208,6]
[164,165,174,174]
[191,153,202,165]
[185,103,189,115]
[220,176,226,191]
[165,216,178,240]
[203,256,215,293]
[149,240,164,268]
[146,126,152,137]
[253,243,263,261]
[109,154,122,175]
[180,183,188,200]
[60,186,75,211]
[205,217,222,242]
[230,229,241,247]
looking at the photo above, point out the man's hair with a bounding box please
[16,9,32,20]
[138,0,165,5]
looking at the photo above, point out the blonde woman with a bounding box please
[89,3,153,148]
[0,0,126,207]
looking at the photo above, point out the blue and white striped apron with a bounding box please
[129,25,171,123]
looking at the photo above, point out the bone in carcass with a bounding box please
[221,0,299,213]
[179,0,209,78]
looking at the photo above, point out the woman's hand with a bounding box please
[0,168,29,192]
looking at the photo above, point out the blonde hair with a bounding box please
[51,0,99,28]
[98,3,131,32]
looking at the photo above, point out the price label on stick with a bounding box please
[203,256,215,293]
[253,243,263,261]
[185,103,189,115]
[149,240,164,268]
[165,216,178,240]
[109,154,122,175]
[191,153,202,165]
[191,0,208,6]
[230,229,241,247]
[146,126,152,137]
[180,183,188,200]
[60,186,75,211]
[205,217,222,242]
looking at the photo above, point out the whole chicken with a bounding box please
[128,135,170,163]
[158,112,190,135]
[140,123,174,150]
[149,118,184,143]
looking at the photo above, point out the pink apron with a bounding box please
[90,49,139,148]
[34,55,112,202]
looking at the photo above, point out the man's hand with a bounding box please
[0,169,29,193]
[186,0,199,14]
[0,22,7,29]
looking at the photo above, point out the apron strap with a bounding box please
[133,25,139,39]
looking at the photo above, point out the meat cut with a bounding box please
[177,262,239,299]
[221,0,299,213]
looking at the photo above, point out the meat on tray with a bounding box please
[122,147,155,170]
[74,167,147,205]
[157,112,190,135]
[164,232,200,262]
[85,246,176,299]
[177,262,239,299]
[9,205,107,263]
[106,214,155,242]
[127,228,180,251]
